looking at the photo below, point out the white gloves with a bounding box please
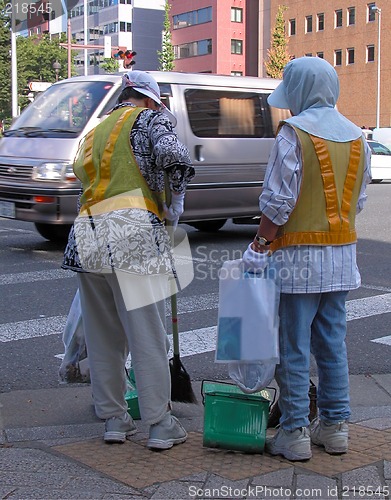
[164,192,185,230]
[242,243,270,273]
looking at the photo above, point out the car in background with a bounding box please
[367,140,391,183]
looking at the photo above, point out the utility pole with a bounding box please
[11,3,18,118]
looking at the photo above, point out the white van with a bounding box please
[0,71,288,241]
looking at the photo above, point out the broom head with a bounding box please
[169,354,197,404]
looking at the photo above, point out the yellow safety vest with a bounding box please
[73,106,165,220]
[270,126,365,252]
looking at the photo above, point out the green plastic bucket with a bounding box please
[202,380,271,453]
[125,368,141,420]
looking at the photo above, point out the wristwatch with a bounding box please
[254,235,272,246]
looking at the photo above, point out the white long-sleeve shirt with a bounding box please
[260,124,372,294]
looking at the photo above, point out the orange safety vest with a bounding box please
[74,106,165,220]
[270,125,365,252]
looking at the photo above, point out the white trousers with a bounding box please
[77,271,171,426]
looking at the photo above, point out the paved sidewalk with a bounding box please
[1,374,391,499]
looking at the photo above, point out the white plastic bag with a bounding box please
[228,361,276,394]
[215,259,279,393]
[59,289,90,383]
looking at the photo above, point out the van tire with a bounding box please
[34,223,72,243]
[189,219,227,232]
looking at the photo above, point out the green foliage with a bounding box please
[264,5,292,79]
[158,1,175,71]
[100,57,119,73]
[0,0,11,121]
[16,34,74,111]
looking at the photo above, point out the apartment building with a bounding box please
[169,0,264,76]
[269,1,390,128]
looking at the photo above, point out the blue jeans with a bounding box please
[275,291,350,430]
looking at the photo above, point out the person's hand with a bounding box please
[164,192,185,230]
[242,243,270,273]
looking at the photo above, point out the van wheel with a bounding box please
[34,223,72,243]
[189,219,227,232]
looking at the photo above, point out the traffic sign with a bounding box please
[28,82,52,92]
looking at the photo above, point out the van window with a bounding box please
[184,89,273,138]
[10,81,114,137]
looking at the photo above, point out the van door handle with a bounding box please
[195,145,204,162]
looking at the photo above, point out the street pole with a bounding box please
[67,18,72,78]
[374,5,382,129]
[11,3,18,118]
[84,0,88,76]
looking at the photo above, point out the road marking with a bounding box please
[2,293,391,354]
[371,335,391,347]
[0,269,74,286]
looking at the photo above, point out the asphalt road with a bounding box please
[1,182,391,393]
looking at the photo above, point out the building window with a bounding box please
[334,49,342,66]
[368,3,376,22]
[367,44,375,62]
[305,15,313,33]
[173,7,212,29]
[174,39,212,59]
[317,13,324,31]
[347,47,355,64]
[289,18,296,36]
[305,53,312,57]
[317,52,324,58]
[120,22,131,32]
[231,39,243,55]
[231,71,243,76]
[348,7,355,25]
[335,9,342,28]
[231,7,242,23]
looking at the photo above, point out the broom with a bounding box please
[168,277,197,403]
[165,183,197,403]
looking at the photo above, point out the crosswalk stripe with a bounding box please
[0,269,74,285]
[2,293,391,348]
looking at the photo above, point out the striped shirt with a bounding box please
[260,124,372,294]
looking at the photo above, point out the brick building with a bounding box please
[270,0,391,128]
[169,0,266,76]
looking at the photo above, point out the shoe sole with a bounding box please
[312,440,348,455]
[147,435,187,450]
[104,428,137,444]
[267,448,312,461]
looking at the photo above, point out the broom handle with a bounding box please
[170,282,180,357]
[165,174,181,357]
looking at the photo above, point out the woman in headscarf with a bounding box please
[243,56,372,460]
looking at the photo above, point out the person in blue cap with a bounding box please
[243,56,372,460]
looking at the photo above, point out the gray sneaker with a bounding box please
[147,412,187,450]
[310,417,348,454]
[265,427,312,461]
[104,412,137,444]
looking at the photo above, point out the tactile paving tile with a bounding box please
[188,449,291,480]
[349,424,391,452]
[54,435,204,489]
[54,425,391,487]
[262,423,389,477]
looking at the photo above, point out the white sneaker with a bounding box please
[147,412,187,450]
[310,417,348,454]
[265,427,312,461]
[104,412,137,444]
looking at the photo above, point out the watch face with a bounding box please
[255,236,270,245]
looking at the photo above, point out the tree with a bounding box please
[0,0,11,123]
[264,5,292,79]
[157,1,175,71]
[101,57,120,74]
[16,34,75,111]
